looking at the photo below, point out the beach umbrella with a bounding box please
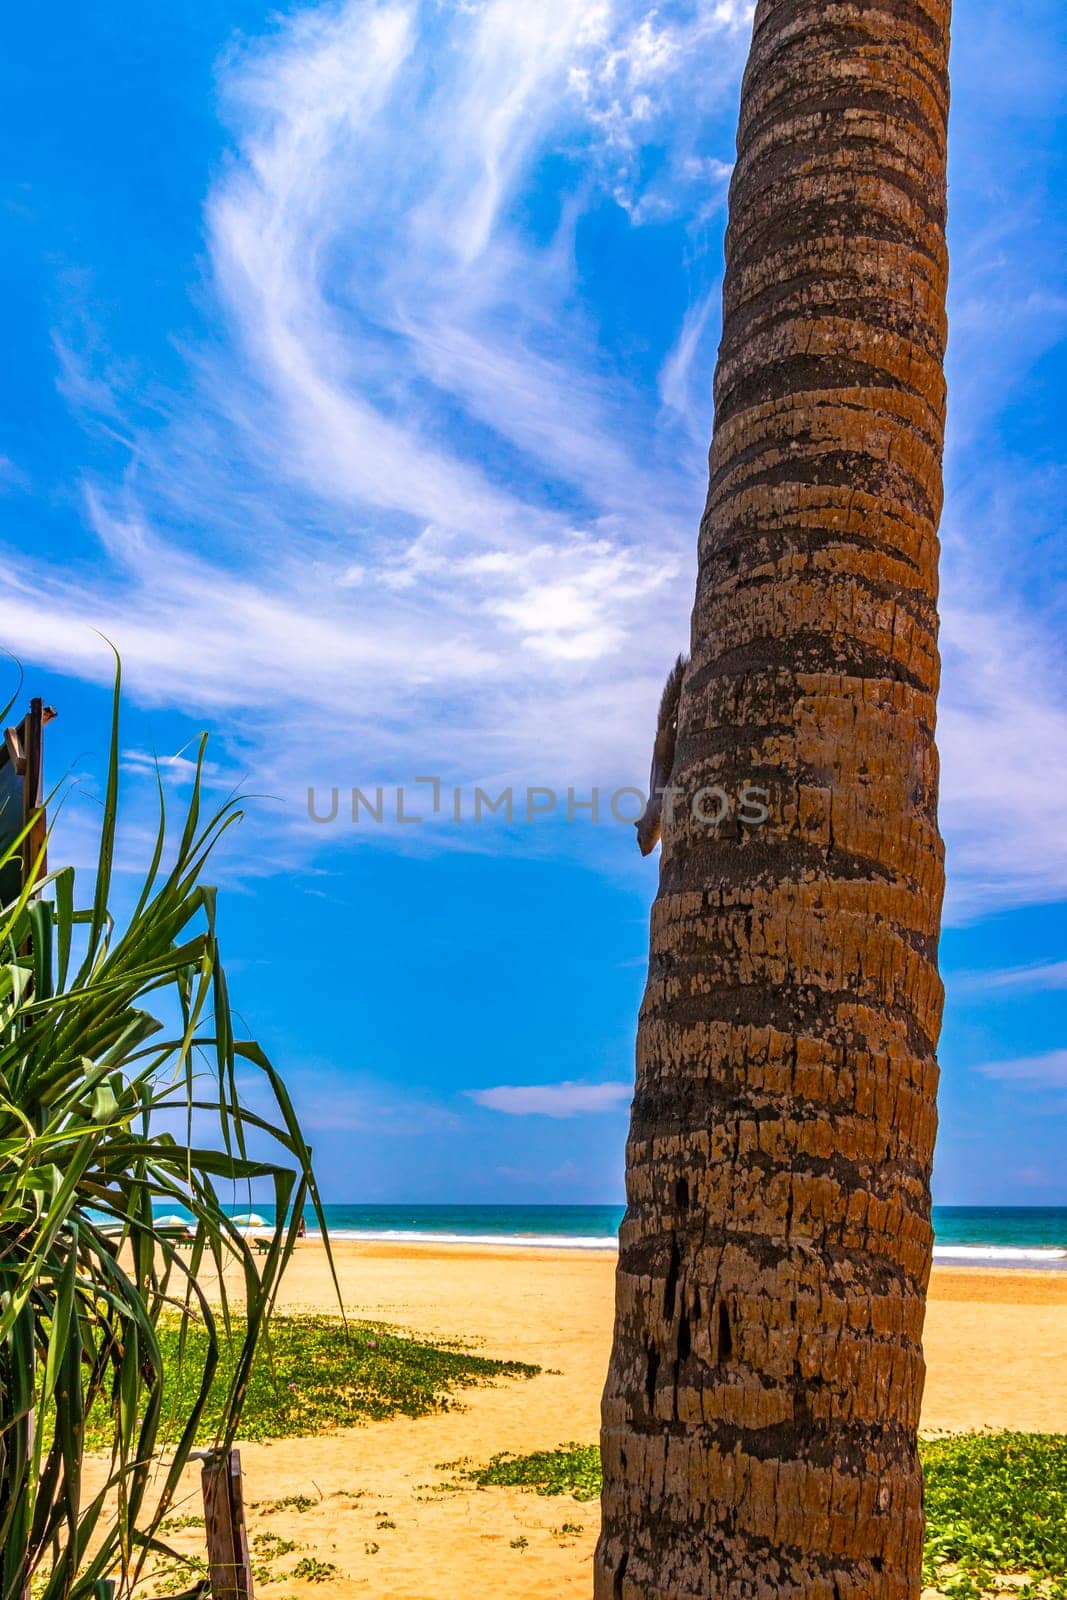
[230,1213,268,1228]
[156,1214,192,1229]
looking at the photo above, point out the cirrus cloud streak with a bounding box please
[467,1080,632,1117]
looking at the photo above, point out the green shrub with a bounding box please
[0,668,330,1600]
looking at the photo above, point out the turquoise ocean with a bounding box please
[226,1204,1067,1268]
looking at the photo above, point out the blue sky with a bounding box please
[3,0,1066,1205]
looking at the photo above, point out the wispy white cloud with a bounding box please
[976,1050,1067,1087]
[9,0,745,815]
[938,599,1067,921]
[658,280,718,428]
[496,1158,583,1184]
[949,289,1067,450]
[237,1058,464,1136]
[467,1080,631,1116]
[955,960,1067,995]
[0,455,29,495]
[572,1,749,217]
[7,0,1067,928]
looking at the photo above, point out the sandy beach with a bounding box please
[132,1241,1067,1599]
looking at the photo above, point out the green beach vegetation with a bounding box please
[134,1318,541,1595]
[0,668,331,1600]
[449,1436,1067,1598]
[80,1314,540,1450]
[459,1441,602,1501]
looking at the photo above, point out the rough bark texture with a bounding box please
[596,2,951,1596]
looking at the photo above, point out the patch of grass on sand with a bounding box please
[254,1493,320,1514]
[457,1434,1067,1597]
[83,1316,539,1449]
[290,1556,339,1582]
[159,1513,205,1533]
[922,1433,1067,1597]
[462,1442,601,1500]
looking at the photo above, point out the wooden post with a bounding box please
[201,1449,254,1600]
[1,699,56,1600]
[22,698,47,891]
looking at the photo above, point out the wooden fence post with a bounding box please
[22,698,48,890]
[201,1448,254,1600]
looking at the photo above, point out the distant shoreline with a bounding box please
[299,1229,1067,1268]
[311,1227,620,1250]
[174,1202,1067,1269]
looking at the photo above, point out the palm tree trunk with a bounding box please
[596,2,951,1596]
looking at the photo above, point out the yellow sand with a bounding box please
[143,1244,1067,1598]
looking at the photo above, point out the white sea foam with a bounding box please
[933,1244,1067,1265]
[313,1228,619,1249]
[311,1232,1067,1265]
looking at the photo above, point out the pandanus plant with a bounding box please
[0,667,331,1600]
